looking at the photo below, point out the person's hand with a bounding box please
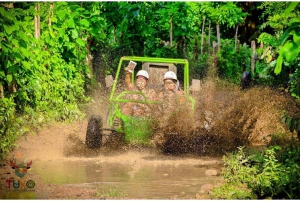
[125,66,131,73]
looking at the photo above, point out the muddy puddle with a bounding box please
[1,148,222,199]
[30,160,221,199]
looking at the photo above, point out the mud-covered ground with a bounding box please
[0,120,222,199]
[1,78,299,199]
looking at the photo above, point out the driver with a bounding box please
[121,66,157,116]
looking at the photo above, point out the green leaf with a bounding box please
[280,26,295,45]
[20,47,29,58]
[67,19,75,28]
[21,61,31,70]
[80,19,90,27]
[19,40,27,48]
[49,27,55,38]
[275,55,283,75]
[52,17,58,23]
[59,28,65,36]
[293,32,300,45]
[18,32,28,42]
[11,39,19,47]
[4,25,15,35]
[71,29,79,39]
[0,70,5,78]
[0,7,15,20]
[281,41,299,62]
[284,2,299,15]
[6,74,13,83]
[75,38,85,47]
[57,10,66,20]
[14,52,23,62]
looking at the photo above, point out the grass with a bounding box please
[96,187,125,199]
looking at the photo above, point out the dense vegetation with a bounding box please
[210,144,300,199]
[1,2,300,198]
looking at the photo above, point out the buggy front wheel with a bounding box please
[86,115,103,149]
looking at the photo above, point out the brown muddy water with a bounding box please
[31,159,221,199]
[1,152,222,199]
[0,116,223,199]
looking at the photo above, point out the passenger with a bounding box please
[121,66,157,116]
[158,71,186,116]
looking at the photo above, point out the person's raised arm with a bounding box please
[125,67,134,90]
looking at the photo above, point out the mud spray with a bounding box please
[70,77,300,157]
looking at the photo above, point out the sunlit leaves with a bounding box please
[275,2,300,75]
[293,31,300,45]
[274,55,283,75]
[3,25,15,35]
[80,18,90,27]
[67,18,75,28]
[279,41,299,63]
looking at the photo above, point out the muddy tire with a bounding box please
[86,115,103,149]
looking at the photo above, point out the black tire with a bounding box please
[86,115,103,149]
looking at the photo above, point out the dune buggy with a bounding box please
[85,56,195,148]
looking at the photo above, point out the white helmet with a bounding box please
[163,71,177,81]
[136,70,149,80]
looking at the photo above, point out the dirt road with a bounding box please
[0,120,222,199]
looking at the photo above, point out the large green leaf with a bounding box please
[280,41,299,62]
[18,32,28,42]
[275,55,283,75]
[57,10,67,20]
[21,61,31,70]
[0,70,5,78]
[280,26,296,45]
[11,39,19,47]
[71,29,79,39]
[76,38,85,47]
[293,32,300,45]
[80,19,90,27]
[67,18,75,28]
[284,2,299,15]
[20,47,29,58]
[4,25,15,35]
[6,74,13,83]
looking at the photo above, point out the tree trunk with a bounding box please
[48,3,54,26]
[2,3,14,8]
[216,24,221,52]
[213,41,218,75]
[208,20,211,54]
[194,36,198,62]
[251,40,256,75]
[0,84,4,99]
[235,25,239,50]
[201,17,205,55]
[260,42,264,50]
[8,80,17,95]
[34,3,40,39]
[170,16,173,46]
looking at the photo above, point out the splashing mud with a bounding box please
[152,78,300,155]
[84,77,300,156]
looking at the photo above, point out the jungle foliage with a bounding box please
[0,1,300,178]
[210,145,300,199]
